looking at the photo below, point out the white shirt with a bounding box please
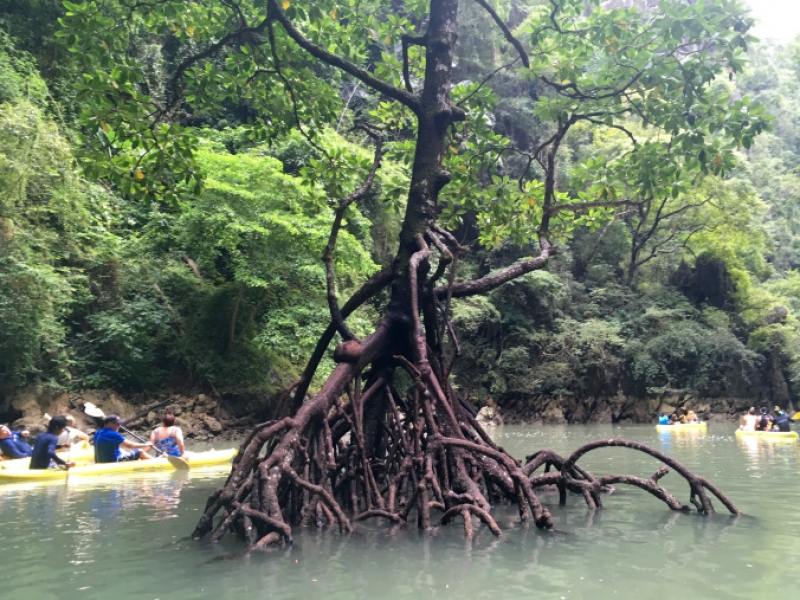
[741,414,758,432]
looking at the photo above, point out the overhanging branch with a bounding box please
[472,0,530,69]
[267,0,420,113]
[435,236,552,299]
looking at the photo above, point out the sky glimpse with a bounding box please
[746,0,800,44]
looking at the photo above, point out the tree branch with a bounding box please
[471,0,530,68]
[435,236,552,299]
[323,129,384,341]
[401,34,426,93]
[267,0,420,113]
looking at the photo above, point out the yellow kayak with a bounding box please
[0,440,94,469]
[0,448,237,482]
[735,429,798,440]
[656,422,707,432]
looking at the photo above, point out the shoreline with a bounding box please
[1,386,768,442]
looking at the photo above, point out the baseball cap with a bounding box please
[103,414,122,425]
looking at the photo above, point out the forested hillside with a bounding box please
[1,0,798,422]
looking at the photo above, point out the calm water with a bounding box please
[0,424,796,600]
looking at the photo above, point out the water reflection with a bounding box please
[737,435,800,479]
[658,428,704,455]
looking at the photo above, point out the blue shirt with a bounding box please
[775,412,793,432]
[94,427,126,463]
[30,432,66,469]
[0,431,32,458]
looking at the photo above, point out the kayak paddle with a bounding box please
[84,402,190,470]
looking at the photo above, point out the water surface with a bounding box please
[0,424,794,599]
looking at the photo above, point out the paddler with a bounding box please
[773,406,794,432]
[149,413,186,458]
[58,415,90,447]
[0,424,32,459]
[44,413,90,448]
[30,415,77,470]
[740,407,757,431]
[755,406,773,431]
[94,414,154,463]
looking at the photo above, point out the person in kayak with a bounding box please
[149,413,186,458]
[58,415,90,447]
[30,415,77,470]
[755,406,774,431]
[44,413,90,448]
[0,424,32,459]
[658,413,670,425]
[773,406,794,432]
[685,410,699,423]
[740,407,758,431]
[94,414,153,463]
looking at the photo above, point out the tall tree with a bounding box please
[64,0,760,547]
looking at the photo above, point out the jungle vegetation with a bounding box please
[1,0,796,415]
[1,0,795,545]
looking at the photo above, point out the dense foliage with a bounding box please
[1,0,799,418]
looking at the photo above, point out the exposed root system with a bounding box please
[192,234,740,551]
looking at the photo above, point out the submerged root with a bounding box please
[192,232,739,550]
[192,365,739,548]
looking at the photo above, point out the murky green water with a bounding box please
[0,424,796,599]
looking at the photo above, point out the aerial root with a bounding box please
[440,504,504,538]
[194,395,740,549]
[194,396,741,549]
[524,438,741,516]
[192,297,738,549]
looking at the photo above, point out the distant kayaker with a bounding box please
[755,407,773,431]
[685,410,699,423]
[30,415,77,470]
[94,414,154,463]
[740,407,758,432]
[658,414,670,425]
[58,415,90,447]
[150,413,186,458]
[773,406,794,432]
[0,424,32,459]
[44,413,90,448]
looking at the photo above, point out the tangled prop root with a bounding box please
[192,373,739,550]
[192,233,739,550]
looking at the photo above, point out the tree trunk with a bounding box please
[191,0,741,550]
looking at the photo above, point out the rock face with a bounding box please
[475,406,503,427]
[0,386,765,438]
[498,393,759,425]
[127,393,232,440]
[0,387,251,443]
[0,387,97,436]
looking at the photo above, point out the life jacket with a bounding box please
[775,412,791,432]
[756,414,772,431]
